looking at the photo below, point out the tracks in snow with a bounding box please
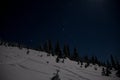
[53,65,91,80]
[17,64,49,75]
[0,55,98,80]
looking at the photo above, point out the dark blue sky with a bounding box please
[1,0,120,61]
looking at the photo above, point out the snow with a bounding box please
[0,45,119,80]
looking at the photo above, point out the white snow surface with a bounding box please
[0,45,119,80]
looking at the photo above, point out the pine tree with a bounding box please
[106,60,111,69]
[43,41,48,52]
[102,62,106,67]
[84,56,90,68]
[98,61,102,67]
[48,40,53,55]
[116,58,120,70]
[55,41,62,58]
[105,60,112,76]
[37,45,43,51]
[80,60,83,68]
[0,40,2,45]
[63,44,70,58]
[115,58,120,77]
[72,48,79,61]
[58,49,62,58]
[91,56,95,65]
[66,44,70,58]
[84,56,89,63]
[95,56,98,64]
[63,44,67,58]
[110,54,116,69]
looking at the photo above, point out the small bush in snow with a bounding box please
[26,50,30,55]
[85,62,89,68]
[56,56,59,63]
[62,59,64,63]
[46,61,49,64]
[94,67,97,70]
[77,61,80,65]
[51,70,61,80]
[80,61,83,66]
[94,65,97,70]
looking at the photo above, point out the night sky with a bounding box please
[1,0,120,61]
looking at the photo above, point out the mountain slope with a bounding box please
[0,46,119,80]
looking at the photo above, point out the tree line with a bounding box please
[0,39,120,77]
[36,40,120,77]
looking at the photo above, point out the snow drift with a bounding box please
[0,45,119,80]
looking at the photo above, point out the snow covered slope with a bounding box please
[0,46,119,80]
